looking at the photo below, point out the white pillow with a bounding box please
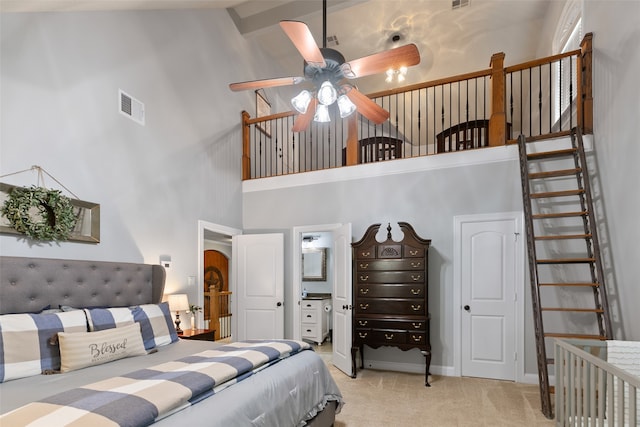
[58,322,147,372]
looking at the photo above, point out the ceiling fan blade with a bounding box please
[229,76,304,92]
[346,88,390,124]
[343,44,420,79]
[280,20,326,68]
[292,98,318,132]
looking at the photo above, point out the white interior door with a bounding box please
[461,217,517,380]
[233,233,284,341]
[332,223,352,376]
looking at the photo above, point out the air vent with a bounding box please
[325,34,339,47]
[452,0,470,9]
[119,89,145,125]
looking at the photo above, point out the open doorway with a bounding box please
[197,221,241,342]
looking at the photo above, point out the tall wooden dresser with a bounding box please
[351,222,432,386]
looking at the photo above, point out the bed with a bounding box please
[0,256,343,426]
[555,338,639,426]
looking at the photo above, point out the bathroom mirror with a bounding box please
[302,248,327,281]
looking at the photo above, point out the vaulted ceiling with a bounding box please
[1,0,552,96]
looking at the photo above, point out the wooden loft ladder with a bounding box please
[517,127,613,419]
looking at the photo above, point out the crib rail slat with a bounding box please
[555,339,640,427]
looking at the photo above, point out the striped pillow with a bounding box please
[131,302,178,350]
[58,322,147,372]
[84,307,134,331]
[0,311,88,382]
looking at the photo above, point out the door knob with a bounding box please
[277,302,282,307]
[464,305,470,311]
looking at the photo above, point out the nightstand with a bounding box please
[178,329,216,341]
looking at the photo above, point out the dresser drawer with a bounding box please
[357,283,425,298]
[404,245,425,258]
[356,271,425,284]
[301,309,318,324]
[302,324,319,338]
[356,259,425,271]
[355,298,425,315]
[354,318,427,331]
[355,245,377,259]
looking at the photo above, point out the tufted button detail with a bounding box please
[29,263,35,268]
[10,281,17,286]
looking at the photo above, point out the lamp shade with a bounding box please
[313,104,331,123]
[167,294,189,312]
[337,94,356,118]
[291,90,312,113]
[317,81,337,106]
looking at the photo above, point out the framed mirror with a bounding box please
[0,182,100,243]
[302,248,327,281]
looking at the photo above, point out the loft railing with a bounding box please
[241,34,593,180]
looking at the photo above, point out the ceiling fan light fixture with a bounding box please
[317,81,338,106]
[313,104,331,123]
[337,94,356,118]
[291,90,312,113]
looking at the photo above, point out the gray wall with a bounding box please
[0,8,280,303]
[243,152,525,372]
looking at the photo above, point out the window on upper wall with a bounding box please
[553,1,582,127]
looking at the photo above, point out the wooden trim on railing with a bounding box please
[242,111,251,181]
[489,52,506,147]
[580,32,593,133]
[207,285,220,340]
[245,111,295,125]
[367,67,493,99]
[504,49,581,73]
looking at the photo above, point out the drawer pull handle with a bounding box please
[410,288,421,295]
[306,315,312,318]
[411,275,421,281]
[359,332,368,338]
[358,320,368,326]
[409,250,419,256]
[359,263,369,269]
[360,288,369,295]
[384,333,394,340]
[306,329,312,333]
[410,261,422,268]
[411,304,422,311]
[412,322,423,329]
[360,303,369,310]
[411,335,423,342]
[361,251,371,257]
[359,275,369,282]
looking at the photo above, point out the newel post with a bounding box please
[209,285,221,341]
[580,33,594,134]
[345,113,359,166]
[241,111,251,181]
[489,52,506,146]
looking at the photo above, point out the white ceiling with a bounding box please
[1,0,551,97]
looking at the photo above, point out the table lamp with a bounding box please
[167,294,189,334]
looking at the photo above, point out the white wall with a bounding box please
[0,9,279,304]
[581,0,640,341]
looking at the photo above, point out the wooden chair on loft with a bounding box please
[436,119,512,153]
[342,136,403,165]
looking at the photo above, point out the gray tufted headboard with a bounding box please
[0,256,166,315]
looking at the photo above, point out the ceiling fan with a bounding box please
[229,0,421,132]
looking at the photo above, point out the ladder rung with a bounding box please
[529,168,582,179]
[532,211,588,219]
[535,234,592,240]
[537,258,595,264]
[527,148,577,160]
[541,307,604,313]
[544,333,606,340]
[530,189,584,198]
[539,282,599,287]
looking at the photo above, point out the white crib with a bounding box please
[555,339,640,426]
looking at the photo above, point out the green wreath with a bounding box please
[1,185,77,241]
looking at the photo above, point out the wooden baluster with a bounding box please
[345,113,358,166]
